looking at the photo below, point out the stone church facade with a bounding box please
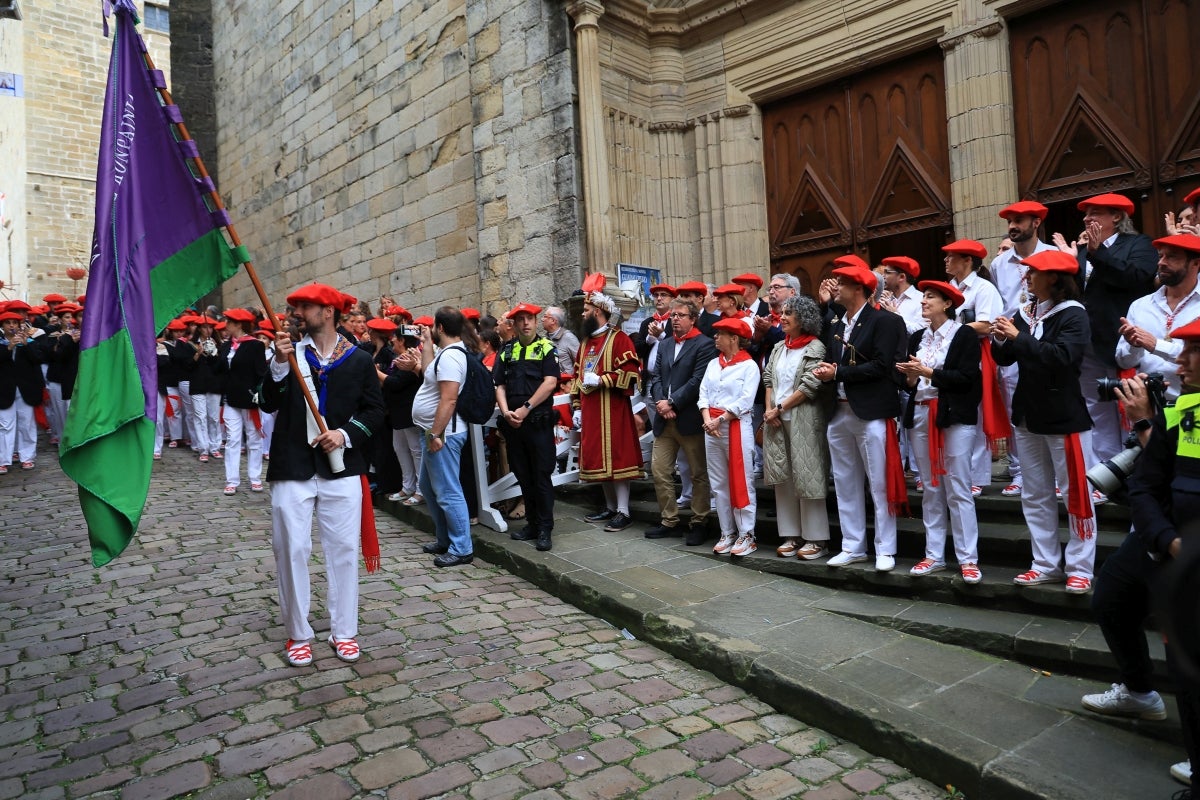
[3,0,1197,312]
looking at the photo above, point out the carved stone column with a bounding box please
[940,9,1020,239]
[566,0,613,277]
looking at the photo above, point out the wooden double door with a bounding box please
[1009,0,1200,239]
[762,48,954,294]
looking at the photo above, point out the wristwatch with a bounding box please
[523,401,532,410]
[1132,418,1152,433]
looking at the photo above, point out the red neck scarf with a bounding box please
[653,311,670,323]
[719,350,752,369]
[769,312,782,326]
[784,334,815,350]
[674,327,701,345]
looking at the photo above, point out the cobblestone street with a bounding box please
[0,444,949,800]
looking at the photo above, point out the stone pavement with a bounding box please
[0,445,949,800]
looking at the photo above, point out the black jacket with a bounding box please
[821,302,907,421]
[903,324,981,429]
[0,338,45,409]
[382,367,421,430]
[42,332,80,399]
[992,302,1092,434]
[216,338,268,409]
[1074,232,1157,366]
[648,332,718,437]
[1129,408,1200,557]
[259,343,385,480]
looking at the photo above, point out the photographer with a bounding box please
[1095,322,1200,790]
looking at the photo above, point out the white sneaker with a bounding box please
[1001,483,1022,497]
[730,533,757,557]
[676,495,692,508]
[1080,683,1167,720]
[875,555,895,572]
[1092,489,1108,505]
[1171,761,1191,786]
[713,533,736,555]
[909,558,945,576]
[827,551,868,567]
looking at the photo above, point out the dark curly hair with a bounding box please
[782,294,823,336]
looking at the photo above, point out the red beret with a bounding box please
[560,372,575,381]
[942,240,988,260]
[832,254,870,271]
[257,319,277,334]
[286,283,343,308]
[998,201,1049,221]
[414,315,434,327]
[831,265,878,295]
[29,305,49,315]
[711,317,752,339]
[880,256,920,280]
[1020,250,1079,273]
[1077,193,1135,215]
[461,307,481,321]
[385,305,412,322]
[713,283,745,298]
[676,281,709,295]
[505,302,542,319]
[195,314,218,326]
[916,280,965,309]
[54,303,82,314]
[339,293,358,315]
[165,319,187,331]
[648,284,677,296]
[0,312,23,322]
[731,273,763,289]
[1153,234,1200,255]
[5,300,31,313]
[42,293,68,304]
[1172,318,1200,341]
[77,295,86,304]
[223,308,256,323]
[366,318,398,333]
[1185,187,1200,206]
[214,321,227,331]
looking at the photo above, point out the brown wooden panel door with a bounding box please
[1009,0,1200,232]
[763,49,953,292]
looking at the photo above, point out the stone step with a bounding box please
[377,493,1185,800]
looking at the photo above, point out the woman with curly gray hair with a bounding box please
[762,294,832,558]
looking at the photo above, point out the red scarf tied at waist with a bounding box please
[1064,433,1094,541]
[925,400,946,488]
[709,406,750,509]
[886,422,909,517]
[979,339,1012,453]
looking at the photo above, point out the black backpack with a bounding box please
[434,343,496,426]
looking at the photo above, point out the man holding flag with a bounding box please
[260,283,384,667]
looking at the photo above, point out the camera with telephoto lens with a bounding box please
[1087,373,1168,495]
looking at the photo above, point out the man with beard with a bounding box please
[260,283,384,667]
[1116,234,1200,402]
[877,257,926,334]
[990,200,1057,497]
[573,286,643,532]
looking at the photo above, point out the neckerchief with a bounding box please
[674,327,701,345]
[783,334,815,350]
[719,350,752,369]
[652,311,670,323]
[303,335,357,416]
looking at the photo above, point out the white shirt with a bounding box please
[770,345,804,422]
[990,240,1057,318]
[951,271,1003,326]
[835,304,866,400]
[913,320,962,402]
[1114,285,1200,401]
[1083,232,1121,286]
[698,357,760,420]
[892,285,927,334]
[412,343,467,433]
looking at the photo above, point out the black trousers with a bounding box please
[1092,530,1158,693]
[500,415,556,534]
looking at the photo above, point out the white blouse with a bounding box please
[913,320,961,402]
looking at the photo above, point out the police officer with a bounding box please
[494,302,560,551]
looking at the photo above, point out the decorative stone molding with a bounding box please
[938,18,1004,52]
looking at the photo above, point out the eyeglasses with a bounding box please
[882,269,901,275]
[668,312,690,317]
[768,284,789,290]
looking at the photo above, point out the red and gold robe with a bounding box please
[571,327,643,481]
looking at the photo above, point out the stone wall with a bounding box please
[208,0,581,318]
[0,13,26,301]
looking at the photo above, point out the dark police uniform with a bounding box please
[494,336,559,545]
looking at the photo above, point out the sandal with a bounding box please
[505,501,526,520]
[402,494,423,506]
[329,636,360,663]
[284,639,313,667]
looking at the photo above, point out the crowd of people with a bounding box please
[3,188,1200,791]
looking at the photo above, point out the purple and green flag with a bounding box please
[63,0,240,567]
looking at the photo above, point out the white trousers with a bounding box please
[910,410,979,564]
[704,415,757,536]
[260,410,275,451]
[47,382,68,441]
[773,481,830,542]
[392,427,423,495]
[997,362,1022,482]
[224,408,265,487]
[270,476,362,641]
[0,397,37,465]
[828,406,896,556]
[1012,425,1096,580]
[177,380,194,445]
[163,390,183,442]
[190,392,221,455]
[1079,349,1123,466]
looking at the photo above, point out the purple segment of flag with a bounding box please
[86,0,216,418]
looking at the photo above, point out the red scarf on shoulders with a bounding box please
[783,334,815,350]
